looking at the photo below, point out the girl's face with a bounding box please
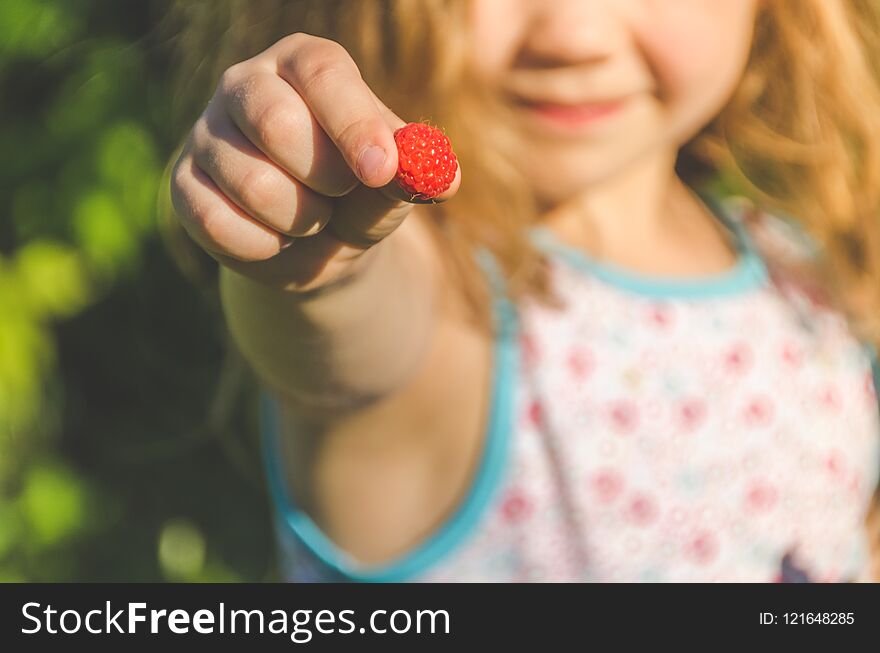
[468,0,759,206]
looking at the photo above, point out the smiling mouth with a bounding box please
[515,97,629,130]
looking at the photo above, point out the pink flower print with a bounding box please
[501,489,532,523]
[745,481,778,512]
[743,396,774,427]
[527,399,544,427]
[824,449,846,479]
[521,333,540,368]
[648,303,674,329]
[818,384,842,412]
[685,531,719,565]
[847,472,863,495]
[591,469,625,504]
[626,493,659,526]
[781,342,803,367]
[567,346,593,380]
[723,343,753,375]
[608,400,639,433]
[677,398,707,431]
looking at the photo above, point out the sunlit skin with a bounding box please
[468,0,760,277]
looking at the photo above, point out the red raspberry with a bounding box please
[393,122,458,200]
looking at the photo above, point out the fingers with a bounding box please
[328,85,462,247]
[190,101,332,237]
[171,153,289,262]
[212,226,380,293]
[328,184,415,249]
[174,32,463,274]
[223,68,360,198]
[330,160,462,249]
[273,35,403,187]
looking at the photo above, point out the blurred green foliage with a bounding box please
[1,0,273,581]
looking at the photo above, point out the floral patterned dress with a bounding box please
[260,195,880,582]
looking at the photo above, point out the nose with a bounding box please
[517,0,627,66]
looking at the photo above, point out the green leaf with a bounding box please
[44,41,143,140]
[0,278,52,435]
[19,462,88,549]
[72,189,139,279]
[0,501,23,560]
[15,240,92,319]
[0,0,86,59]
[97,122,161,232]
[158,519,207,581]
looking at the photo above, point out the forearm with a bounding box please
[219,221,437,416]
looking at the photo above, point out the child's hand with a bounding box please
[170,33,460,290]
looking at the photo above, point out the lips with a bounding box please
[525,99,625,120]
[515,96,629,130]
[514,94,626,107]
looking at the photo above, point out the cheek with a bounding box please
[467,0,523,79]
[636,1,757,121]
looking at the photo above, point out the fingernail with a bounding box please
[302,219,325,237]
[357,145,387,184]
[279,236,296,251]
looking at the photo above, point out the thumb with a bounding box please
[328,92,461,248]
[327,161,461,249]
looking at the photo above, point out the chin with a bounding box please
[524,133,675,208]
[531,177,593,210]
[525,151,635,201]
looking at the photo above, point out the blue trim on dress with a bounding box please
[528,192,770,300]
[259,255,519,582]
[866,343,880,393]
[862,342,880,493]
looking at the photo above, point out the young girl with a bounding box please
[168,0,880,582]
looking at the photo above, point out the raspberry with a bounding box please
[393,122,458,200]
